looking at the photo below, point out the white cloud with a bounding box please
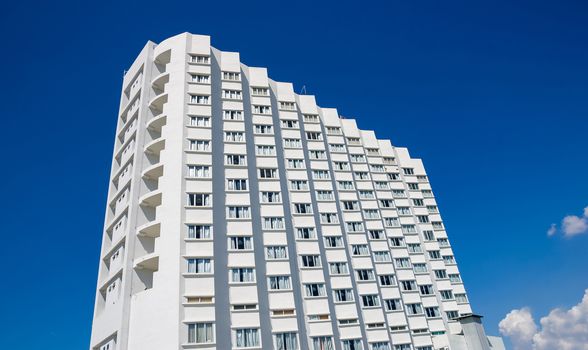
[499,308,536,350]
[548,206,588,238]
[500,289,588,350]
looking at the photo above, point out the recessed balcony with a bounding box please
[142,163,163,180]
[146,114,167,133]
[139,190,162,207]
[137,221,161,238]
[154,48,171,66]
[144,137,165,155]
[151,72,169,91]
[148,92,168,112]
[134,253,159,271]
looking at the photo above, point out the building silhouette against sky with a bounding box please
[90,33,504,350]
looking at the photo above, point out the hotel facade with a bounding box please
[90,33,504,350]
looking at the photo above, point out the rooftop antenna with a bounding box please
[300,85,307,95]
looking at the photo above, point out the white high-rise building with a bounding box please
[90,33,504,350]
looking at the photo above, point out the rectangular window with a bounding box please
[406,303,423,315]
[351,244,369,256]
[326,126,342,135]
[187,193,211,207]
[304,114,319,123]
[268,276,291,290]
[189,139,211,151]
[369,230,384,239]
[256,145,276,156]
[188,165,210,178]
[359,190,375,199]
[229,236,253,250]
[190,95,210,105]
[224,131,245,142]
[301,255,321,267]
[312,337,333,350]
[235,329,260,348]
[356,269,375,281]
[363,209,380,219]
[320,213,339,224]
[281,119,298,128]
[227,179,248,191]
[362,295,381,307]
[316,190,334,200]
[190,74,210,84]
[255,124,273,134]
[289,180,308,190]
[374,251,391,262]
[305,283,326,297]
[395,258,411,269]
[309,150,327,159]
[312,170,330,179]
[355,171,369,179]
[403,168,414,175]
[389,237,405,247]
[288,159,305,169]
[266,246,287,259]
[223,110,243,120]
[338,181,354,190]
[413,263,428,273]
[420,285,434,295]
[260,191,281,203]
[262,217,285,230]
[222,71,240,81]
[325,236,343,248]
[227,206,250,219]
[283,138,302,148]
[231,268,255,283]
[253,105,271,115]
[333,289,354,302]
[187,258,211,273]
[189,115,210,126]
[190,55,210,64]
[350,154,366,163]
[280,101,296,110]
[259,168,277,178]
[329,262,348,275]
[329,143,345,152]
[187,323,214,344]
[384,298,402,311]
[297,227,316,239]
[274,332,297,350]
[306,132,322,140]
[251,87,269,96]
[222,89,242,100]
[187,225,211,239]
[384,217,400,227]
[379,275,396,286]
[343,340,363,350]
[440,290,454,300]
[342,201,359,211]
[346,222,364,232]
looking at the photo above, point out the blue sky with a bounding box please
[0,0,586,349]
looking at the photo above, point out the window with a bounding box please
[350,154,366,163]
[187,323,214,344]
[190,74,210,84]
[370,164,385,172]
[363,209,380,219]
[263,217,285,230]
[187,193,211,207]
[188,165,210,178]
[397,207,411,215]
[325,236,343,248]
[440,290,454,300]
[305,283,326,297]
[190,95,210,105]
[189,139,210,151]
[455,293,468,303]
[275,332,297,350]
[413,199,424,206]
[432,221,444,230]
[356,269,375,281]
[423,230,435,241]
[312,170,330,180]
[333,289,354,302]
[346,222,364,232]
[403,168,414,175]
[284,138,302,148]
[400,280,417,292]
[406,303,423,315]
[394,345,411,350]
[256,145,275,156]
[401,225,417,234]
[449,273,461,283]
[413,263,428,273]
[253,105,271,115]
[428,250,441,260]
[417,215,429,223]
[395,258,411,269]
[261,191,281,203]
[227,179,248,191]
[438,238,450,246]
[188,225,211,239]
[320,213,338,224]
[312,337,333,350]
[280,101,296,110]
[379,275,396,286]
[269,276,291,290]
[266,246,287,259]
[290,180,308,190]
[288,159,305,169]
[282,120,298,128]
[259,168,277,178]
[351,244,369,256]
[231,268,255,283]
[359,190,374,199]
[226,154,246,166]
[235,328,260,348]
[426,205,438,214]
[408,183,419,190]
[301,255,321,267]
[342,201,359,211]
[309,150,326,159]
[387,173,400,180]
[229,236,253,250]
[342,339,363,350]
[326,126,342,135]
[434,269,448,279]
[443,255,456,264]
[189,115,210,126]
[306,132,322,140]
[392,190,406,198]
[329,143,345,152]
[407,243,422,253]
[225,131,245,142]
[355,171,369,179]
[329,262,349,275]
[384,217,400,227]
[255,124,273,134]
[233,304,257,311]
[362,295,380,307]
[373,251,391,262]
[190,55,209,64]
[420,285,434,295]
[371,343,390,350]
[383,157,396,165]
[227,206,250,219]
[389,237,405,247]
[316,190,334,200]
[347,137,361,145]
[297,227,316,239]
[251,87,269,96]
[222,71,240,81]
[340,319,359,325]
[187,258,211,273]
[338,181,354,190]
[384,298,402,311]
[304,114,319,123]
[369,230,384,239]
[223,110,243,120]
[446,311,460,320]
[422,189,433,197]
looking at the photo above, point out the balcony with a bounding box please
[142,163,163,180]
[137,221,161,238]
[148,92,168,113]
[134,253,159,271]
[151,72,169,91]
[144,137,165,156]
[146,113,166,133]
[139,190,162,208]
